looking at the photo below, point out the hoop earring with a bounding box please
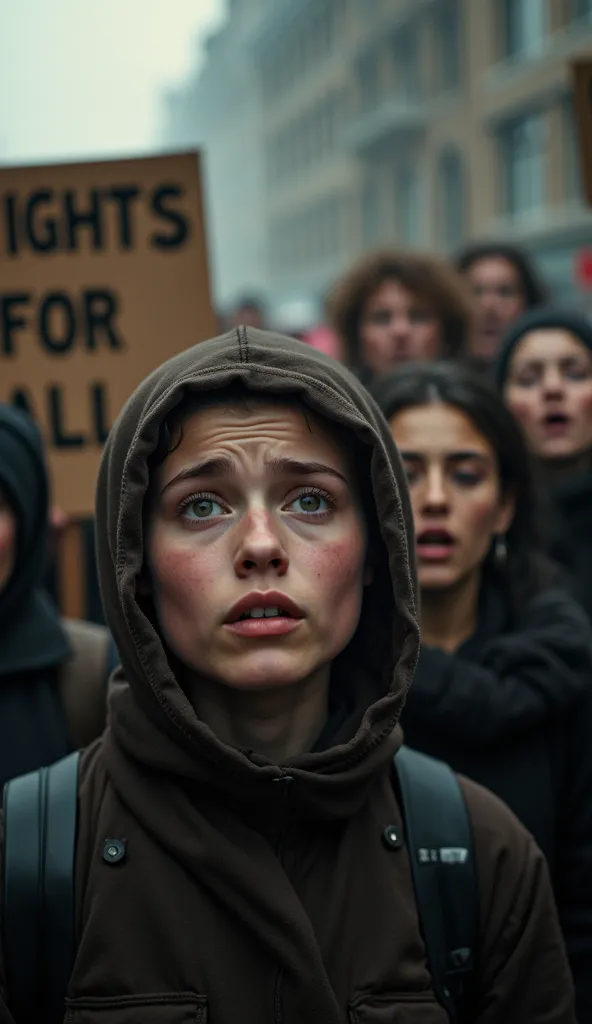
[493,535,508,568]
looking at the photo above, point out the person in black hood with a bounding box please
[0,405,113,792]
[498,307,592,620]
[372,362,592,1018]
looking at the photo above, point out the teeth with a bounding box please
[265,607,279,618]
[250,607,265,618]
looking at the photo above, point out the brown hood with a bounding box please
[97,326,419,818]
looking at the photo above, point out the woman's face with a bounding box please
[505,329,592,463]
[359,279,443,374]
[465,256,527,362]
[0,490,17,595]
[146,400,369,693]
[390,402,514,592]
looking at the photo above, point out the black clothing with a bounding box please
[0,407,110,792]
[548,471,592,622]
[402,583,592,1017]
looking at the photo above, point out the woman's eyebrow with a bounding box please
[160,456,234,494]
[265,457,348,484]
[161,456,349,495]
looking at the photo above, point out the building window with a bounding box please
[503,0,546,58]
[395,161,422,245]
[434,0,461,92]
[359,56,380,111]
[563,96,583,202]
[437,148,464,251]
[392,27,420,101]
[572,0,592,21]
[361,183,381,247]
[500,112,546,218]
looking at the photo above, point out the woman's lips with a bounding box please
[416,530,455,562]
[541,413,570,437]
[224,617,303,638]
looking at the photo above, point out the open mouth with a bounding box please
[416,529,455,561]
[237,606,294,621]
[542,412,570,434]
[224,592,305,636]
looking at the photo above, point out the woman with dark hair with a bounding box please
[0,405,113,792]
[498,307,592,621]
[455,241,548,366]
[327,249,473,383]
[372,361,592,1018]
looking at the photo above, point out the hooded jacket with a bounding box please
[402,580,592,1019]
[0,407,109,790]
[0,329,574,1023]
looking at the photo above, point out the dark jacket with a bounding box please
[548,471,592,622]
[402,582,592,1019]
[0,406,110,792]
[0,330,575,1022]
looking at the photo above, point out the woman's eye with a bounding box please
[565,367,591,381]
[453,471,481,486]
[514,374,538,388]
[182,497,224,520]
[290,493,329,514]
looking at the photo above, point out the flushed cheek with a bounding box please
[300,536,366,605]
[151,541,220,618]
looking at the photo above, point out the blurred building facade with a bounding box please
[162,0,592,314]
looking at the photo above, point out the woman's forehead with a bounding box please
[155,397,360,486]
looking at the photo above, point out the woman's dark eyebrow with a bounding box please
[161,456,234,494]
[399,450,490,463]
[161,456,348,495]
[265,458,348,484]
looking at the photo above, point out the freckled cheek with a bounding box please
[150,535,219,611]
[298,536,366,600]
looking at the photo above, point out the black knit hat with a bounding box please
[495,307,592,389]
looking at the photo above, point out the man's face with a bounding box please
[466,256,527,362]
[359,279,443,374]
[0,490,17,595]
[146,400,368,693]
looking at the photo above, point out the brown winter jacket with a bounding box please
[0,328,575,1023]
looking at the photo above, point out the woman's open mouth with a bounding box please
[542,412,570,437]
[416,529,455,562]
[224,594,304,638]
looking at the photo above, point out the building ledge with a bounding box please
[344,97,427,153]
[484,202,592,245]
[483,15,592,96]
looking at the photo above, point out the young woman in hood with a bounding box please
[327,250,473,384]
[0,405,113,792]
[372,361,592,1018]
[1,328,575,1023]
[498,307,592,620]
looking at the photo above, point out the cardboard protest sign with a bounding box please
[572,57,592,207]
[0,152,215,515]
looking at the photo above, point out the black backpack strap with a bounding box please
[3,751,80,1023]
[394,746,478,1022]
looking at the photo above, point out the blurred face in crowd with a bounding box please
[0,490,17,594]
[465,257,527,362]
[145,399,369,694]
[505,329,592,464]
[232,305,265,330]
[359,278,443,374]
[390,403,514,593]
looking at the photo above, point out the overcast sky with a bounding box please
[0,0,225,165]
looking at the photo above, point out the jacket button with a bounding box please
[382,825,402,850]
[102,838,127,864]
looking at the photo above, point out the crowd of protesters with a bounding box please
[1,237,592,1022]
